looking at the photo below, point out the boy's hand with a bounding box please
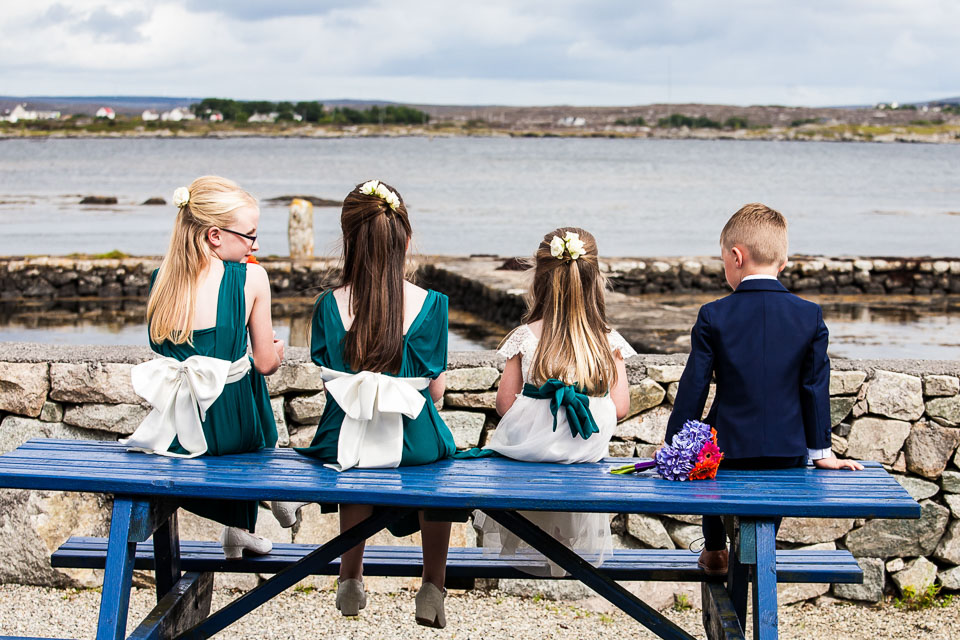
[814,456,863,471]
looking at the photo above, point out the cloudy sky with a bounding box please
[2,0,958,106]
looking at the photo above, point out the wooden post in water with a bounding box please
[288,198,314,260]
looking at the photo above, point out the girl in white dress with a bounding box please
[472,227,636,576]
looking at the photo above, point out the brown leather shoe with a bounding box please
[698,549,729,576]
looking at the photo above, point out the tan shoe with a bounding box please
[219,526,272,560]
[335,578,367,616]
[415,581,447,628]
[269,501,307,528]
[698,549,729,576]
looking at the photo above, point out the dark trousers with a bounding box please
[703,455,806,551]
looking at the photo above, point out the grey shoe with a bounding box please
[269,501,307,528]
[415,581,447,628]
[219,526,272,560]
[335,578,367,616]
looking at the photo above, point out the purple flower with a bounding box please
[655,420,715,481]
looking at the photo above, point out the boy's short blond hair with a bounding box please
[720,203,788,266]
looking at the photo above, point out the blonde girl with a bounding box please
[469,227,635,574]
[121,175,284,558]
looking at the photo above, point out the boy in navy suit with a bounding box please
[666,203,862,576]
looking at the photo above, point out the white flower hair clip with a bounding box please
[172,187,190,209]
[550,231,587,261]
[359,179,401,212]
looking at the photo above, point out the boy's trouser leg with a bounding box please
[702,515,727,551]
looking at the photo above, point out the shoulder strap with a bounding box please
[214,261,248,360]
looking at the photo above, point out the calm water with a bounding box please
[1,137,959,257]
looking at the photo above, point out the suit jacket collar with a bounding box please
[733,278,789,293]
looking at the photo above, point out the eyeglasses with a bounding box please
[222,228,257,243]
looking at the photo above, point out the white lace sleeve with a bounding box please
[608,330,637,359]
[498,326,529,360]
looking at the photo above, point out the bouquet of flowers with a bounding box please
[611,420,723,481]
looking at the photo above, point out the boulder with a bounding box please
[287,391,326,424]
[626,514,674,549]
[903,422,960,479]
[645,365,685,384]
[891,557,938,595]
[831,435,848,457]
[445,367,499,391]
[625,379,666,419]
[894,475,940,501]
[830,396,857,427]
[844,500,949,557]
[264,362,323,395]
[865,370,924,421]
[924,375,960,397]
[39,400,64,422]
[664,520,701,550]
[49,362,139,404]
[778,543,834,604]
[939,566,960,591]
[926,395,960,427]
[439,411,486,449]
[776,517,854,544]
[945,494,960,518]
[270,396,289,446]
[142,197,166,205]
[0,416,115,455]
[886,558,905,573]
[62,403,149,435]
[844,417,911,464]
[445,391,497,410]
[79,195,118,204]
[943,471,960,493]
[0,488,112,588]
[616,405,670,444]
[934,520,960,564]
[829,371,866,396]
[607,441,635,457]
[666,382,678,404]
[0,362,49,417]
[832,557,884,603]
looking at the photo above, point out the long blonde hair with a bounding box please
[521,227,616,396]
[147,175,257,345]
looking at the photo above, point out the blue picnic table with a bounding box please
[0,439,920,640]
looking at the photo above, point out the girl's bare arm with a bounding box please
[496,355,523,416]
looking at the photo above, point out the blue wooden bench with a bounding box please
[0,439,920,640]
[51,537,865,585]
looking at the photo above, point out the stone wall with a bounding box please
[3,255,960,301]
[1,343,959,606]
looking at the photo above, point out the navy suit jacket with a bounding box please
[665,278,832,459]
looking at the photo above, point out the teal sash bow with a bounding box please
[522,379,599,440]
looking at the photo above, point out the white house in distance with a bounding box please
[248,112,279,123]
[1,104,61,122]
[96,107,116,120]
[160,107,197,122]
[141,110,160,121]
[208,111,224,122]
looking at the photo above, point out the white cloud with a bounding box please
[1,0,958,105]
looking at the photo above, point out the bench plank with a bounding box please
[52,537,863,584]
[0,440,921,519]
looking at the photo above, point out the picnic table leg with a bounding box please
[484,510,696,640]
[727,517,749,629]
[152,508,181,602]
[96,496,144,640]
[745,518,778,640]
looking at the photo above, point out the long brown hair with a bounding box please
[147,176,256,345]
[335,180,412,373]
[522,227,616,395]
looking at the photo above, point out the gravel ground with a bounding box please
[1,584,958,640]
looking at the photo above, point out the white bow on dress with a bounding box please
[320,366,429,471]
[120,355,251,458]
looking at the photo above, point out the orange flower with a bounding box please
[246,255,259,264]
[689,458,720,480]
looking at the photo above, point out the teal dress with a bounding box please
[296,289,456,534]
[149,261,278,530]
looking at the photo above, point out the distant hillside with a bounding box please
[0,96,398,116]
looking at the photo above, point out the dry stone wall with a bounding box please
[1,343,959,605]
[3,255,960,300]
